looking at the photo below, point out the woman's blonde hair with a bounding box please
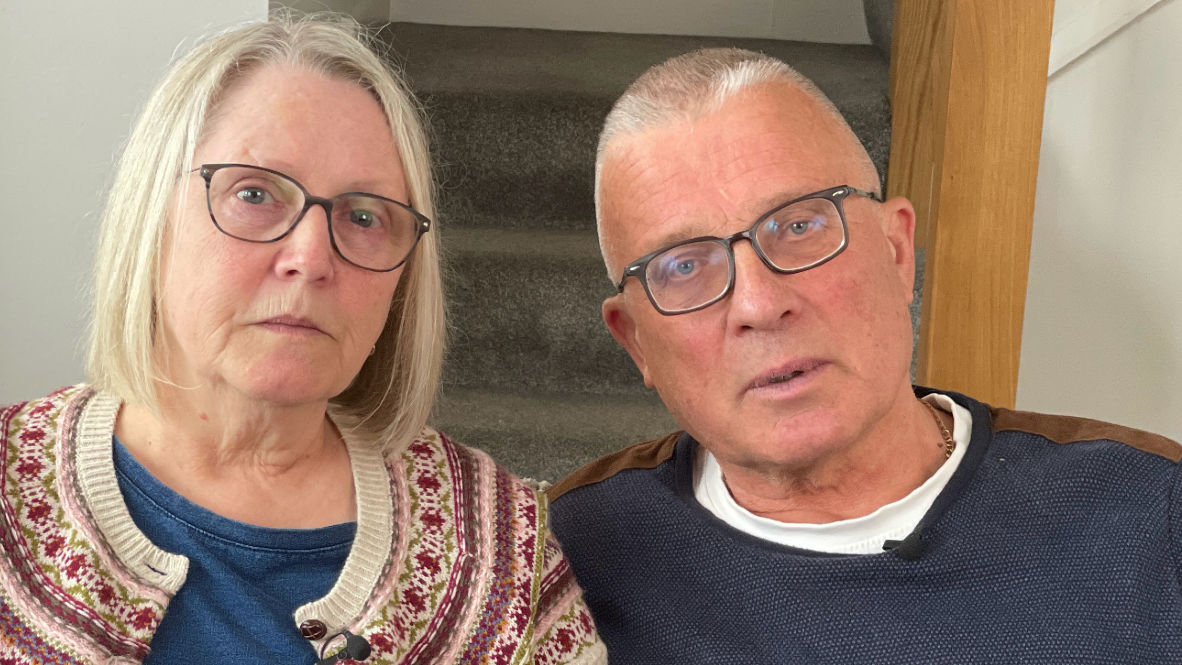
[88,13,444,454]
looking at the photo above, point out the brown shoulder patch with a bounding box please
[991,407,1182,462]
[547,431,683,502]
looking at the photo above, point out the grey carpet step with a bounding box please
[430,387,677,482]
[440,227,647,397]
[378,22,891,233]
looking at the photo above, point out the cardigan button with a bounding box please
[300,619,328,640]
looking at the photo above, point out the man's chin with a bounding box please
[692,406,849,466]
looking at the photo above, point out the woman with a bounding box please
[0,15,604,665]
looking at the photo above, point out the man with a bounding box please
[547,48,1182,663]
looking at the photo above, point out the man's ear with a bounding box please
[603,294,655,388]
[879,196,918,305]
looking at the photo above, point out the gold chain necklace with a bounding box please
[922,399,956,459]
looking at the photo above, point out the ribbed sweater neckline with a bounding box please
[71,390,395,635]
[112,435,357,552]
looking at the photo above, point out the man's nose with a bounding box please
[273,203,336,281]
[726,240,797,331]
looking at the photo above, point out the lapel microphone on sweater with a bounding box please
[316,631,372,664]
[882,529,926,561]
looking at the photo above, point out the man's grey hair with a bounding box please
[594,47,879,279]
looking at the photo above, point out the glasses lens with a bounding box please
[754,197,845,271]
[330,195,422,271]
[207,166,303,241]
[644,241,730,313]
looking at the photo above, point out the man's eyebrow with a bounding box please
[643,187,822,252]
[750,187,822,215]
[648,226,716,251]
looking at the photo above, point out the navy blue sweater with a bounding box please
[549,389,1182,664]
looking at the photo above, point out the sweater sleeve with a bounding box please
[1170,459,1182,597]
[529,527,608,665]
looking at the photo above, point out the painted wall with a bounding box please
[274,0,388,23]
[0,0,268,404]
[386,0,872,44]
[1017,0,1182,440]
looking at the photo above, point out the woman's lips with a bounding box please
[257,315,327,336]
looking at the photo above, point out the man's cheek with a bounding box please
[812,267,882,324]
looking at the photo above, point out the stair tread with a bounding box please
[380,22,889,100]
[442,226,601,258]
[440,226,641,397]
[431,388,678,481]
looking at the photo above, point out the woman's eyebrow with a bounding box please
[337,178,401,196]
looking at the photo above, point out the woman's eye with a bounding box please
[236,187,270,205]
[350,209,381,229]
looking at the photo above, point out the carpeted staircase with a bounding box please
[374,22,906,482]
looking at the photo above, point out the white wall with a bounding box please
[387,0,872,44]
[1047,0,1171,74]
[1017,0,1182,440]
[274,0,388,23]
[0,0,268,405]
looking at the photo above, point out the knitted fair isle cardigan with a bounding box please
[0,385,606,664]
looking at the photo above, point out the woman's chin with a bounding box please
[230,361,348,407]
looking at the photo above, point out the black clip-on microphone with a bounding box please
[316,630,372,664]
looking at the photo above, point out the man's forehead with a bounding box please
[601,94,846,253]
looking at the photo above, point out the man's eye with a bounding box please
[768,215,823,237]
[236,187,270,205]
[655,254,702,281]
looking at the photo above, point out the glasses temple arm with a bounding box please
[847,186,885,202]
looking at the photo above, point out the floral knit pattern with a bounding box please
[1,387,162,663]
[0,387,603,664]
[353,432,600,664]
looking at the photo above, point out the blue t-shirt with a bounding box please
[113,437,355,664]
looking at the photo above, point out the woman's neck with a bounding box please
[115,382,357,529]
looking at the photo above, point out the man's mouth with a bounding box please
[747,360,827,393]
[766,370,805,385]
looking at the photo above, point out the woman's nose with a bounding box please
[273,202,337,281]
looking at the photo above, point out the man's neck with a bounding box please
[712,389,954,524]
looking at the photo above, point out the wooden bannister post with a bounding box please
[888,0,1055,408]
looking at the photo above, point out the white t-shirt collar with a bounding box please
[693,393,972,555]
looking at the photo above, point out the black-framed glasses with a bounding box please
[195,163,431,272]
[615,185,882,315]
